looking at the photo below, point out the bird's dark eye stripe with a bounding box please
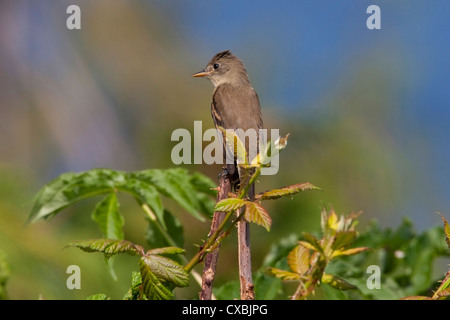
[213,63,220,69]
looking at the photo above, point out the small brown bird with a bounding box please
[193,50,263,300]
[192,50,263,189]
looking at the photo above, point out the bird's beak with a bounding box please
[192,70,212,77]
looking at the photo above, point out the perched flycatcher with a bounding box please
[192,50,263,191]
[193,50,263,299]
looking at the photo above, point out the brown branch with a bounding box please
[237,217,254,299]
[237,169,256,300]
[199,168,231,300]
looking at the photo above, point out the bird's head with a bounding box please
[192,50,250,87]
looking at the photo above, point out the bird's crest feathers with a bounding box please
[210,50,234,63]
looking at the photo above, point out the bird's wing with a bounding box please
[211,84,263,187]
[211,83,263,132]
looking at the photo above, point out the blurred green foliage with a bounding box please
[0,1,448,299]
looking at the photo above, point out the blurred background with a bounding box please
[0,0,449,299]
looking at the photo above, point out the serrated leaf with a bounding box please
[331,247,369,258]
[297,240,318,252]
[189,174,217,216]
[327,210,339,231]
[214,198,246,212]
[436,288,450,299]
[123,271,144,300]
[143,254,189,287]
[257,183,320,201]
[267,267,301,281]
[27,169,165,226]
[332,231,357,251]
[302,233,324,255]
[123,173,165,227]
[437,212,450,250]
[91,193,124,240]
[432,271,450,300]
[66,239,144,258]
[27,169,124,223]
[147,247,186,256]
[287,244,310,275]
[140,259,174,300]
[400,296,433,300]
[86,293,110,300]
[133,169,206,221]
[139,252,189,300]
[146,209,184,249]
[189,172,218,197]
[321,274,357,290]
[244,201,272,231]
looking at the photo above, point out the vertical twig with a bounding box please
[237,218,254,299]
[199,169,231,300]
[237,168,256,300]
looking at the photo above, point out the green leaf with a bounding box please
[27,169,164,224]
[287,244,311,275]
[123,271,145,300]
[143,254,189,287]
[66,239,144,258]
[139,252,189,300]
[321,274,357,291]
[189,172,217,197]
[332,231,357,251]
[261,234,300,267]
[267,267,300,281]
[91,193,124,240]
[146,209,184,249]
[244,201,272,231]
[122,174,164,227]
[437,212,450,250]
[0,250,10,300]
[213,280,240,300]
[28,170,117,223]
[302,233,324,255]
[133,169,206,221]
[214,198,246,212]
[257,183,320,201]
[297,240,319,252]
[400,295,433,300]
[28,168,215,228]
[331,247,369,258]
[189,172,217,217]
[254,272,282,300]
[86,293,110,300]
[140,259,174,300]
[322,209,339,233]
[146,247,186,256]
[91,194,125,281]
[433,271,450,300]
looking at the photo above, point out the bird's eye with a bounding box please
[213,63,220,70]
